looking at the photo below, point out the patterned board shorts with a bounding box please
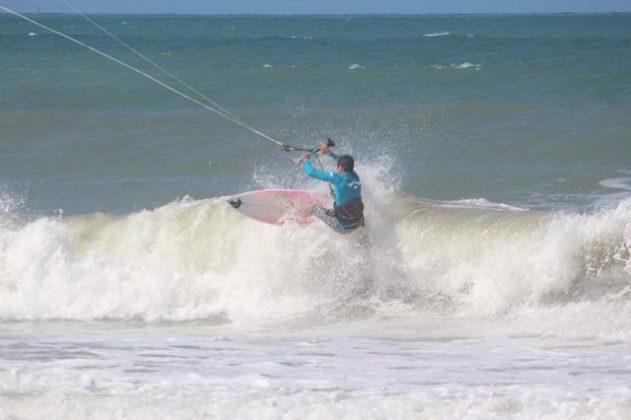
[310,204,363,234]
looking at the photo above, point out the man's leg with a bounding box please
[310,204,347,233]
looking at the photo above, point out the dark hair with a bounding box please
[337,154,354,173]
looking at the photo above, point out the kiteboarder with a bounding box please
[299,140,365,233]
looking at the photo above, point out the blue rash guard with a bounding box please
[303,153,362,206]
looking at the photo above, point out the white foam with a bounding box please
[436,198,527,211]
[1,330,630,419]
[1,176,631,418]
[398,198,631,320]
[453,62,481,69]
[0,164,630,340]
[262,64,273,68]
[0,187,23,216]
[0,186,26,228]
[422,31,450,38]
[348,63,365,70]
[433,62,482,70]
[600,177,631,191]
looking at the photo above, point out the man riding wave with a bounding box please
[299,140,365,233]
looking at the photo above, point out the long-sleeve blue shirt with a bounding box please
[304,153,362,206]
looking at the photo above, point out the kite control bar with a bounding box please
[283,138,335,155]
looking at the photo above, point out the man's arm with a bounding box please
[304,160,336,182]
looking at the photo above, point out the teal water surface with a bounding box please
[1,13,630,214]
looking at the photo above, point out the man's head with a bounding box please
[337,154,354,173]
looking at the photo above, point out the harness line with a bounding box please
[0,4,285,147]
[60,0,242,123]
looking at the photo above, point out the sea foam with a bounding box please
[422,31,450,38]
[0,188,630,335]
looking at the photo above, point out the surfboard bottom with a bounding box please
[228,189,328,226]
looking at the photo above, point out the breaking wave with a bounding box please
[1,184,630,330]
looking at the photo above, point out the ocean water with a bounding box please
[1,13,631,419]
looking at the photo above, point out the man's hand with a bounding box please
[299,152,310,162]
[319,140,330,155]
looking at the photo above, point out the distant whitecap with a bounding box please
[348,63,365,70]
[28,32,37,36]
[432,62,482,70]
[600,177,631,191]
[422,31,450,38]
[452,62,482,70]
[263,64,273,68]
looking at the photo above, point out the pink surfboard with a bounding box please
[228,189,328,226]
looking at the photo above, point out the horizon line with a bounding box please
[7,11,631,17]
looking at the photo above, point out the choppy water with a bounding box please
[1,13,631,419]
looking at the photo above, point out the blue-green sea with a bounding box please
[1,13,631,419]
[2,14,631,214]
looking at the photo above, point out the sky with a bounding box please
[4,0,631,15]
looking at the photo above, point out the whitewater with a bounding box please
[2,175,631,418]
[2,12,631,419]
[2,185,631,324]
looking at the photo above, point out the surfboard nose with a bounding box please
[228,198,242,209]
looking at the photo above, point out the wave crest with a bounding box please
[0,194,630,323]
